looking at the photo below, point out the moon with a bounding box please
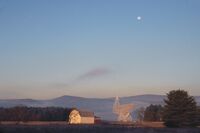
[137,16,142,20]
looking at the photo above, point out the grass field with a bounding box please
[0,121,164,127]
[135,121,164,128]
[0,122,199,133]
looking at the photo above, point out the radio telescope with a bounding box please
[113,96,134,122]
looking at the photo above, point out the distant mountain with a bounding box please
[0,94,199,120]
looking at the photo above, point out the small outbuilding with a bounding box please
[68,109,95,124]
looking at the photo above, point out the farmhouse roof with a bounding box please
[79,110,94,117]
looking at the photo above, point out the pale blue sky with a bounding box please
[0,0,200,99]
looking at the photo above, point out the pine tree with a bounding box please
[144,104,163,121]
[163,89,198,127]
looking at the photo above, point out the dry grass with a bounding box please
[0,121,166,128]
[0,124,200,133]
[136,121,165,128]
[0,121,67,126]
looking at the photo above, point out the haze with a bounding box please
[0,0,200,99]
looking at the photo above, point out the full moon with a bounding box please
[137,16,142,20]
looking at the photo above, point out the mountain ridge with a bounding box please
[0,94,199,120]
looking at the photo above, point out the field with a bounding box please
[0,122,199,133]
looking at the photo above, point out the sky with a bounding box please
[0,0,200,99]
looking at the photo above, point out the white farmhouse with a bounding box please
[68,109,95,124]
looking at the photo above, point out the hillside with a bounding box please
[0,95,199,120]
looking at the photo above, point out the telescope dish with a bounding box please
[113,96,134,122]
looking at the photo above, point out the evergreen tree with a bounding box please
[197,106,200,125]
[135,107,145,122]
[163,89,198,127]
[144,104,163,121]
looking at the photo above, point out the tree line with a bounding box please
[136,89,200,127]
[0,106,72,121]
[136,104,163,122]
